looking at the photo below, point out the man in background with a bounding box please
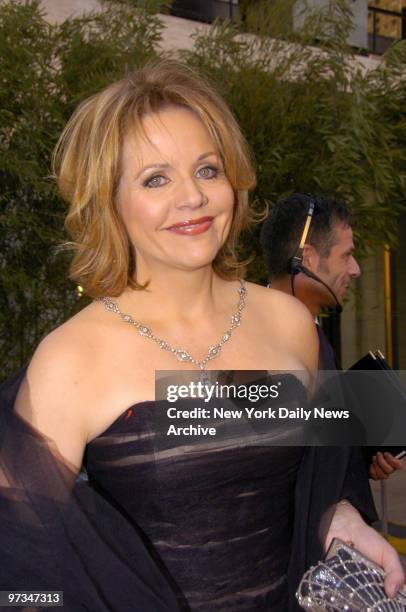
[260,192,403,480]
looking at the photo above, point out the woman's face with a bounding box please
[118,106,235,277]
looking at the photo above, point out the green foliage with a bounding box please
[1,0,405,376]
[0,0,163,378]
[238,0,296,39]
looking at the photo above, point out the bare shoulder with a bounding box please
[245,282,318,371]
[15,303,102,470]
[246,281,313,323]
[26,302,102,390]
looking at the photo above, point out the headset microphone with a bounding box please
[295,263,343,315]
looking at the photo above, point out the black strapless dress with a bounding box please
[86,396,304,612]
[0,369,378,612]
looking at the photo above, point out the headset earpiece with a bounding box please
[289,199,315,276]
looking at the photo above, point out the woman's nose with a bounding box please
[175,178,208,209]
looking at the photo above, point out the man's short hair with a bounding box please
[260,193,351,279]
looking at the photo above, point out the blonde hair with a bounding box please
[53,59,257,297]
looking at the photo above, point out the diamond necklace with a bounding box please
[100,279,247,370]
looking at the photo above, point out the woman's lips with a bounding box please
[167,217,214,235]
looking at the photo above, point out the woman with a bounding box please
[1,60,404,611]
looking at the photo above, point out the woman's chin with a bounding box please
[162,247,221,272]
[176,258,216,272]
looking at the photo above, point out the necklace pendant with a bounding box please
[199,369,211,388]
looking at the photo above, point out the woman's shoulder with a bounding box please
[14,303,106,464]
[24,298,120,406]
[245,281,314,323]
[244,281,318,371]
[30,302,103,374]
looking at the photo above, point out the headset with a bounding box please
[289,198,343,314]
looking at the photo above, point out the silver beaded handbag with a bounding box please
[296,538,406,611]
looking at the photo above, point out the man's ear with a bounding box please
[302,244,319,271]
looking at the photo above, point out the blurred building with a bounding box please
[170,0,239,21]
[368,0,406,54]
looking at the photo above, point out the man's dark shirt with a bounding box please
[316,323,339,370]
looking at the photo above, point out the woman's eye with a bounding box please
[197,166,218,179]
[144,175,167,188]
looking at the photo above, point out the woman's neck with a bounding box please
[121,266,234,324]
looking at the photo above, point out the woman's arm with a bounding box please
[325,499,405,597]
[14,325,91,472]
